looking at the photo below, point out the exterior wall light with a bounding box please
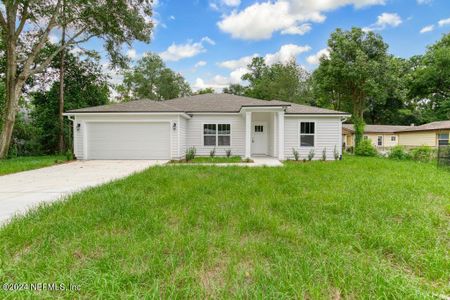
[76,123,81,131]
[172,122,177,131]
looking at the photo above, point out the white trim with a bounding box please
[177,115,181,158]
[245,112,252,158]
[201,122,232,148]
[298,121,316,148]
[83,122,88,160]
[286,114,351,118]
[64,112,191,119]
[278,111,284,160]
[190,112,241,115]
[241,106,286,113]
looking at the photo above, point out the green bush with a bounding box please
[388,146,410,160]
[210,148,216,158]
[355,139,378,157]
[410,146,435,162]
[186,147,196,161]
[292,148,299,161]
[225,149,232,158]
[308,149,315,161]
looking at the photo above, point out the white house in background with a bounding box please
[64,94,350,160]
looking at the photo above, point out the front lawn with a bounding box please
[0,155,68,176]
[0,156,449,298]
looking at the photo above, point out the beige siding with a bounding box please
[186,114,245,156]
[285,117,342,160]
[398,131,437,147]
[363,133,398,148]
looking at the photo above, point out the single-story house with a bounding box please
[343,121,450,149]
[64,94,350,160]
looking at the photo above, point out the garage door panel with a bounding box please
[87,122,170,159]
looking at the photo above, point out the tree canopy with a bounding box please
[117,53,191,101]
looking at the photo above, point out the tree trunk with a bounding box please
[0,39,19,159]
[58,23,66,153]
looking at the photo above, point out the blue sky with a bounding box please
[82,0,450,92]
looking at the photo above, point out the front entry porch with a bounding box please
[243,109,285,160]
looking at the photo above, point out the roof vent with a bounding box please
[410,123,415,127]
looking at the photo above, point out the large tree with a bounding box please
[117,53,191,101]
[32,50,109,154]
[313,27,389,145]
[0,0,153,158]
[409,33,450,122]
[242,57,310,103]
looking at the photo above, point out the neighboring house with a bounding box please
[342,124,410,149]
[64,94,350,160]
[343,121,450,149]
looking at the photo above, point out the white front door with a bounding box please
[252,122,268,155]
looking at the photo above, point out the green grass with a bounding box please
[190,156,243,163]
[0,156,449,298]
[0,155,68,176]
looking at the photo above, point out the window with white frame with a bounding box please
[438,133,449,146]
[203,124,231,146]
[391,136,396,142]
[300,122,315,147]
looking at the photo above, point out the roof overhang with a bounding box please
[240,106,287,113]
[63,112,192,119]
[285,113,351,118]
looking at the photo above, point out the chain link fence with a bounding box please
[437,144,450,169]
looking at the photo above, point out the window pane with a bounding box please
[438,133,449,139]
[204,136,216,146]
[377,136,383,146]
[218,124,230,135]
[204,124,216,135]
[300,122,314,134]
[218,136,230,146]
[301,135,314,147]
[439,139,449,146]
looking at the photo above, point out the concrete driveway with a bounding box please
[0,160,167,225]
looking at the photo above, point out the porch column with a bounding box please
[278,111,285,160]
[245,111,252,158]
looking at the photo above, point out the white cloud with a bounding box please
[169,15,175,20]
[127,49,137,59]
[281,23,312,35]
[217,0,385,40]
[160,37,215,61]
[264,44,311,65]
[194,60,207,68]
[420,25,434,33]
[229,67,248,83]
[438,18,450,27]
[417,0,432,4]
[218,54,259,70]
[306,48,330,65]
[222,0,240,6]
[193,77,228,92]
[201,36,216,45]
[363,12,402,31]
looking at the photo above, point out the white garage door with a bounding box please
[86,122,171,159]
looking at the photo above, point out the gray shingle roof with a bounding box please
[66,93,349,115]
[398,120,450,132]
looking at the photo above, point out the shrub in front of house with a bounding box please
[355,139,378,157]
[292,148,299,161]
[210,148,216,158]
[186,147,196,161]
[410,146,435,162]
[225,149,232,158]
[388,146,410,160]
[308,149,315,161]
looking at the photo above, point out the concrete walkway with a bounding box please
[0,160,167,225]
